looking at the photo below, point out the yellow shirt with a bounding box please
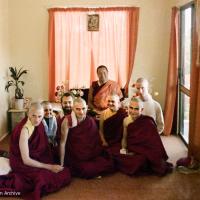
[101,108,116,121]
[123,115,134,128]
[23,119,35,137]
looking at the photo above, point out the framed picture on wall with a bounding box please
[87,14,99,31]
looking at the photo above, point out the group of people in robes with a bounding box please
[99,94,172,176]
[0,65,172,199]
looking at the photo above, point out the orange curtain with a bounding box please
[163,7,179,136]
[124,9,139,96]
[188,0,200,160]
[48,7,139,101]
[196,0,200,67]
[48,11,56,101]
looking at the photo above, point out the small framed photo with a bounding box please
[87,14,99,31]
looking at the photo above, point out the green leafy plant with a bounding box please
[5,67,28,99]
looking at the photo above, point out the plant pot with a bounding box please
[14,98,24,110]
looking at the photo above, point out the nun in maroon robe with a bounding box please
[116,115,173,176]
[103,108,127,155]
[64,116,114,179]
[0,118,71,200]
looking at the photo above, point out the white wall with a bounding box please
[169,0,192,7]
[0,0,10,138]
[129,1,172,106]
[8,0,171,108]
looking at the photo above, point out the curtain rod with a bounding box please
[46,5,136,9]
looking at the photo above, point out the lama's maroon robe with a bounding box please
[0,118,71,200]
[116,115,173,176]
[103,108,127,155]
[65,116,114,179]
[91,80,123,111]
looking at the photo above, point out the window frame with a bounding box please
[178,2,194,145]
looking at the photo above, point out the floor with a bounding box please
[2,135,198,200]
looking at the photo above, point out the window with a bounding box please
[178,3,194,144]
[48,8,139,101]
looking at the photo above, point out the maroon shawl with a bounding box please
[65,116,114,178]
[103,108,127,145]
[54,115,69,163]
[56,114,73,144]
[92,81,106,97]
[103,108,127,155]
[0,117,71,200]
[55,116,65,145]
[127,115,168,161]
[116,115,172,176]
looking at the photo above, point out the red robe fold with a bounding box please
[53,116,66,163]
[65,116,114,178]
[0,117,71,200]
[55,116,65,145]
[103,108,127,155]
[116,115,173,176]
[56,114,73,145]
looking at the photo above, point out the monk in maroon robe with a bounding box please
[117,97,173,176]
[56,92,74,144]
[0,103,71,200]
[54,92,75,162]
[88,65,123,113]
[62,98,114,179]
[99,94,127,155]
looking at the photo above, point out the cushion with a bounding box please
[0,157,11,175]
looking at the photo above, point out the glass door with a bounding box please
[178,3,194,144]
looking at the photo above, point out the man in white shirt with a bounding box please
[135,78,164,134]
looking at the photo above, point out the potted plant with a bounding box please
[5,66,28,109]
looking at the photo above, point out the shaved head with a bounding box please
[28,102,44,126]
[136,78,149,89]
[129,97,144,120]
[130,97,144,109]
[135,77,150,101]
[73,98,87,107]
[107,94,120,112]
[28,102,43,114]
[73,98,87,122]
